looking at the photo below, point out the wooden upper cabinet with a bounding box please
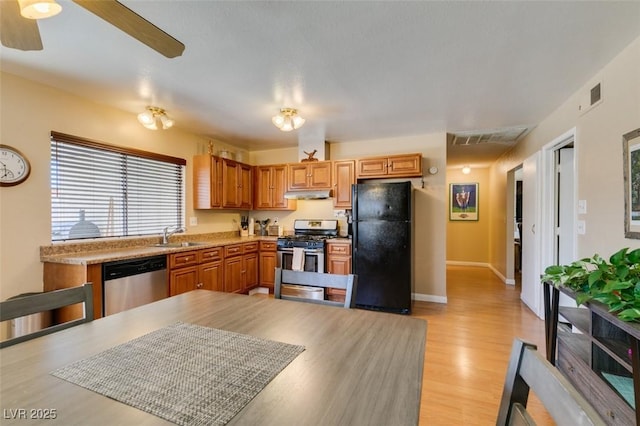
[193,154,252,210]
[288,161,332,190]
[254,165,296,210]
[333,160,355,209]
[357,153,422,178]
[193,154,222,209]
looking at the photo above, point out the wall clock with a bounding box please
[0,145,31,186]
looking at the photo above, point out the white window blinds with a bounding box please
[50,132,185,241]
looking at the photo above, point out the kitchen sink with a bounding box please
[152,242,207,248]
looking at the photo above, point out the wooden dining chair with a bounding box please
[0,283,94,348]
[274,268,357,308]
[496,338,604,426]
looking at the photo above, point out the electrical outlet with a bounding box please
[189,217,198,226]
[577,220,586,235]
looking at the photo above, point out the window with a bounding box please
[51,132,185,241]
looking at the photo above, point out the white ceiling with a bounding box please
[1,1,639,167]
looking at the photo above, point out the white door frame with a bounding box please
[539,128,577,287]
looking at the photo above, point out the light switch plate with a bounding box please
[577,220,586,235]
[577,200,587,214]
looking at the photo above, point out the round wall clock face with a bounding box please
[0,145,31,186]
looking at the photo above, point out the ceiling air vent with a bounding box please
[590,82,601,106]
[449,126,531,147]
[579,80,603,115]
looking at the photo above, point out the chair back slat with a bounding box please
[0,283,93,348]
[496,339,605,426]
[274,268,357,308]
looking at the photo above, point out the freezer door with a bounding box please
[353,182,411,221]
[353,220,411,313]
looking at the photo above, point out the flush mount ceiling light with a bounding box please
[137,106,174,130]
[18,0,62,19]
[462,165,471,174]
[272,108,305,132]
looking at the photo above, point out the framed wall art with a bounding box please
[623,127,640,239]
[449,182,478,221]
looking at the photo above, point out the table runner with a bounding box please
[51,322,304,425]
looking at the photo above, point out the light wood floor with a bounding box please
[413,265,554,425]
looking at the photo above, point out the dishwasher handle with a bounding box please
[103,256,167,281]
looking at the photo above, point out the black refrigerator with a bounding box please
[352,181,412,314]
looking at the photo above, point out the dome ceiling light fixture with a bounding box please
[137,106,174,130]
[272,108,305,132]
[18,0,62,19]
[462,165,471,174]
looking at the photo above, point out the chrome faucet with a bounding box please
[162,226,184,244]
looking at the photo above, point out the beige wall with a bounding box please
[446,167,491,264]
[489,35,640,277]
[1,72,448,302]
[0,72,246,300]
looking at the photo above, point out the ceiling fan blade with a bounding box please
[72,0,184,58]
[0,0,43,51]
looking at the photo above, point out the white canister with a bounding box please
[248,218,255,236]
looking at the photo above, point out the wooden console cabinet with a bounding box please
[545,282,640,425]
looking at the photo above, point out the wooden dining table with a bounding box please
[1,290,427,425]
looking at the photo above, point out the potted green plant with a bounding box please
[542,247,640,322]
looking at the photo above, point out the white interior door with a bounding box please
[521,151,543,318]
[556,147,575,265]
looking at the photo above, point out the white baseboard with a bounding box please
[413,293,447,304]
[447,261,516,286]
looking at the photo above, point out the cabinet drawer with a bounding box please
[225,244,243,257]
[558,341,635,425]
[169,250,198,268]
[259,240,277,251]
[199,247,223,263]
[243,241,259,253]
[328,243,351,255]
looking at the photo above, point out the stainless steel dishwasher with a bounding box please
[102,255,168,316]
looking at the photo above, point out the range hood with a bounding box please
[284,190,332,200]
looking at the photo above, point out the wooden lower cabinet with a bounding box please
[259,240,278,291]
[170,247,224,295]
[326,241,352,302]
[224,242,259,293]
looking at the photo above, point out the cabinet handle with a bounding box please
[606,410,615,419]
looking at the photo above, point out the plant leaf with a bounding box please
[610,248,628,266]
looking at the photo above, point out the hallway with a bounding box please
[415,265,553,425]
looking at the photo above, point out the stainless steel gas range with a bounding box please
[276,219,338,273]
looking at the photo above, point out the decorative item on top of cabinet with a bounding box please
[333,160,356,208]
[258,240,278,291]
[326,240,352,303]
[288,160,332,190]
[193,154,252,210]
[356,153,422,179]
[224,242,259,293]
[169,247,225,295]
[254,164,296,210]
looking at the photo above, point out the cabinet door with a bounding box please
[259,251,277,288]
[254,166,273,209]
[333,160,355,208]
[357,158,387,177]
[271,165,291,209]
[387,154,422,176]
[244,253,259,291]
[199,260,224,292]
[327,257,351,275]
[222,159,240,208]
[288,163,310,190]
[224,256,244,293]
[170,266,198,296]
[239,163,253,209]
[193,155,222,209]
[309,162,332,188]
